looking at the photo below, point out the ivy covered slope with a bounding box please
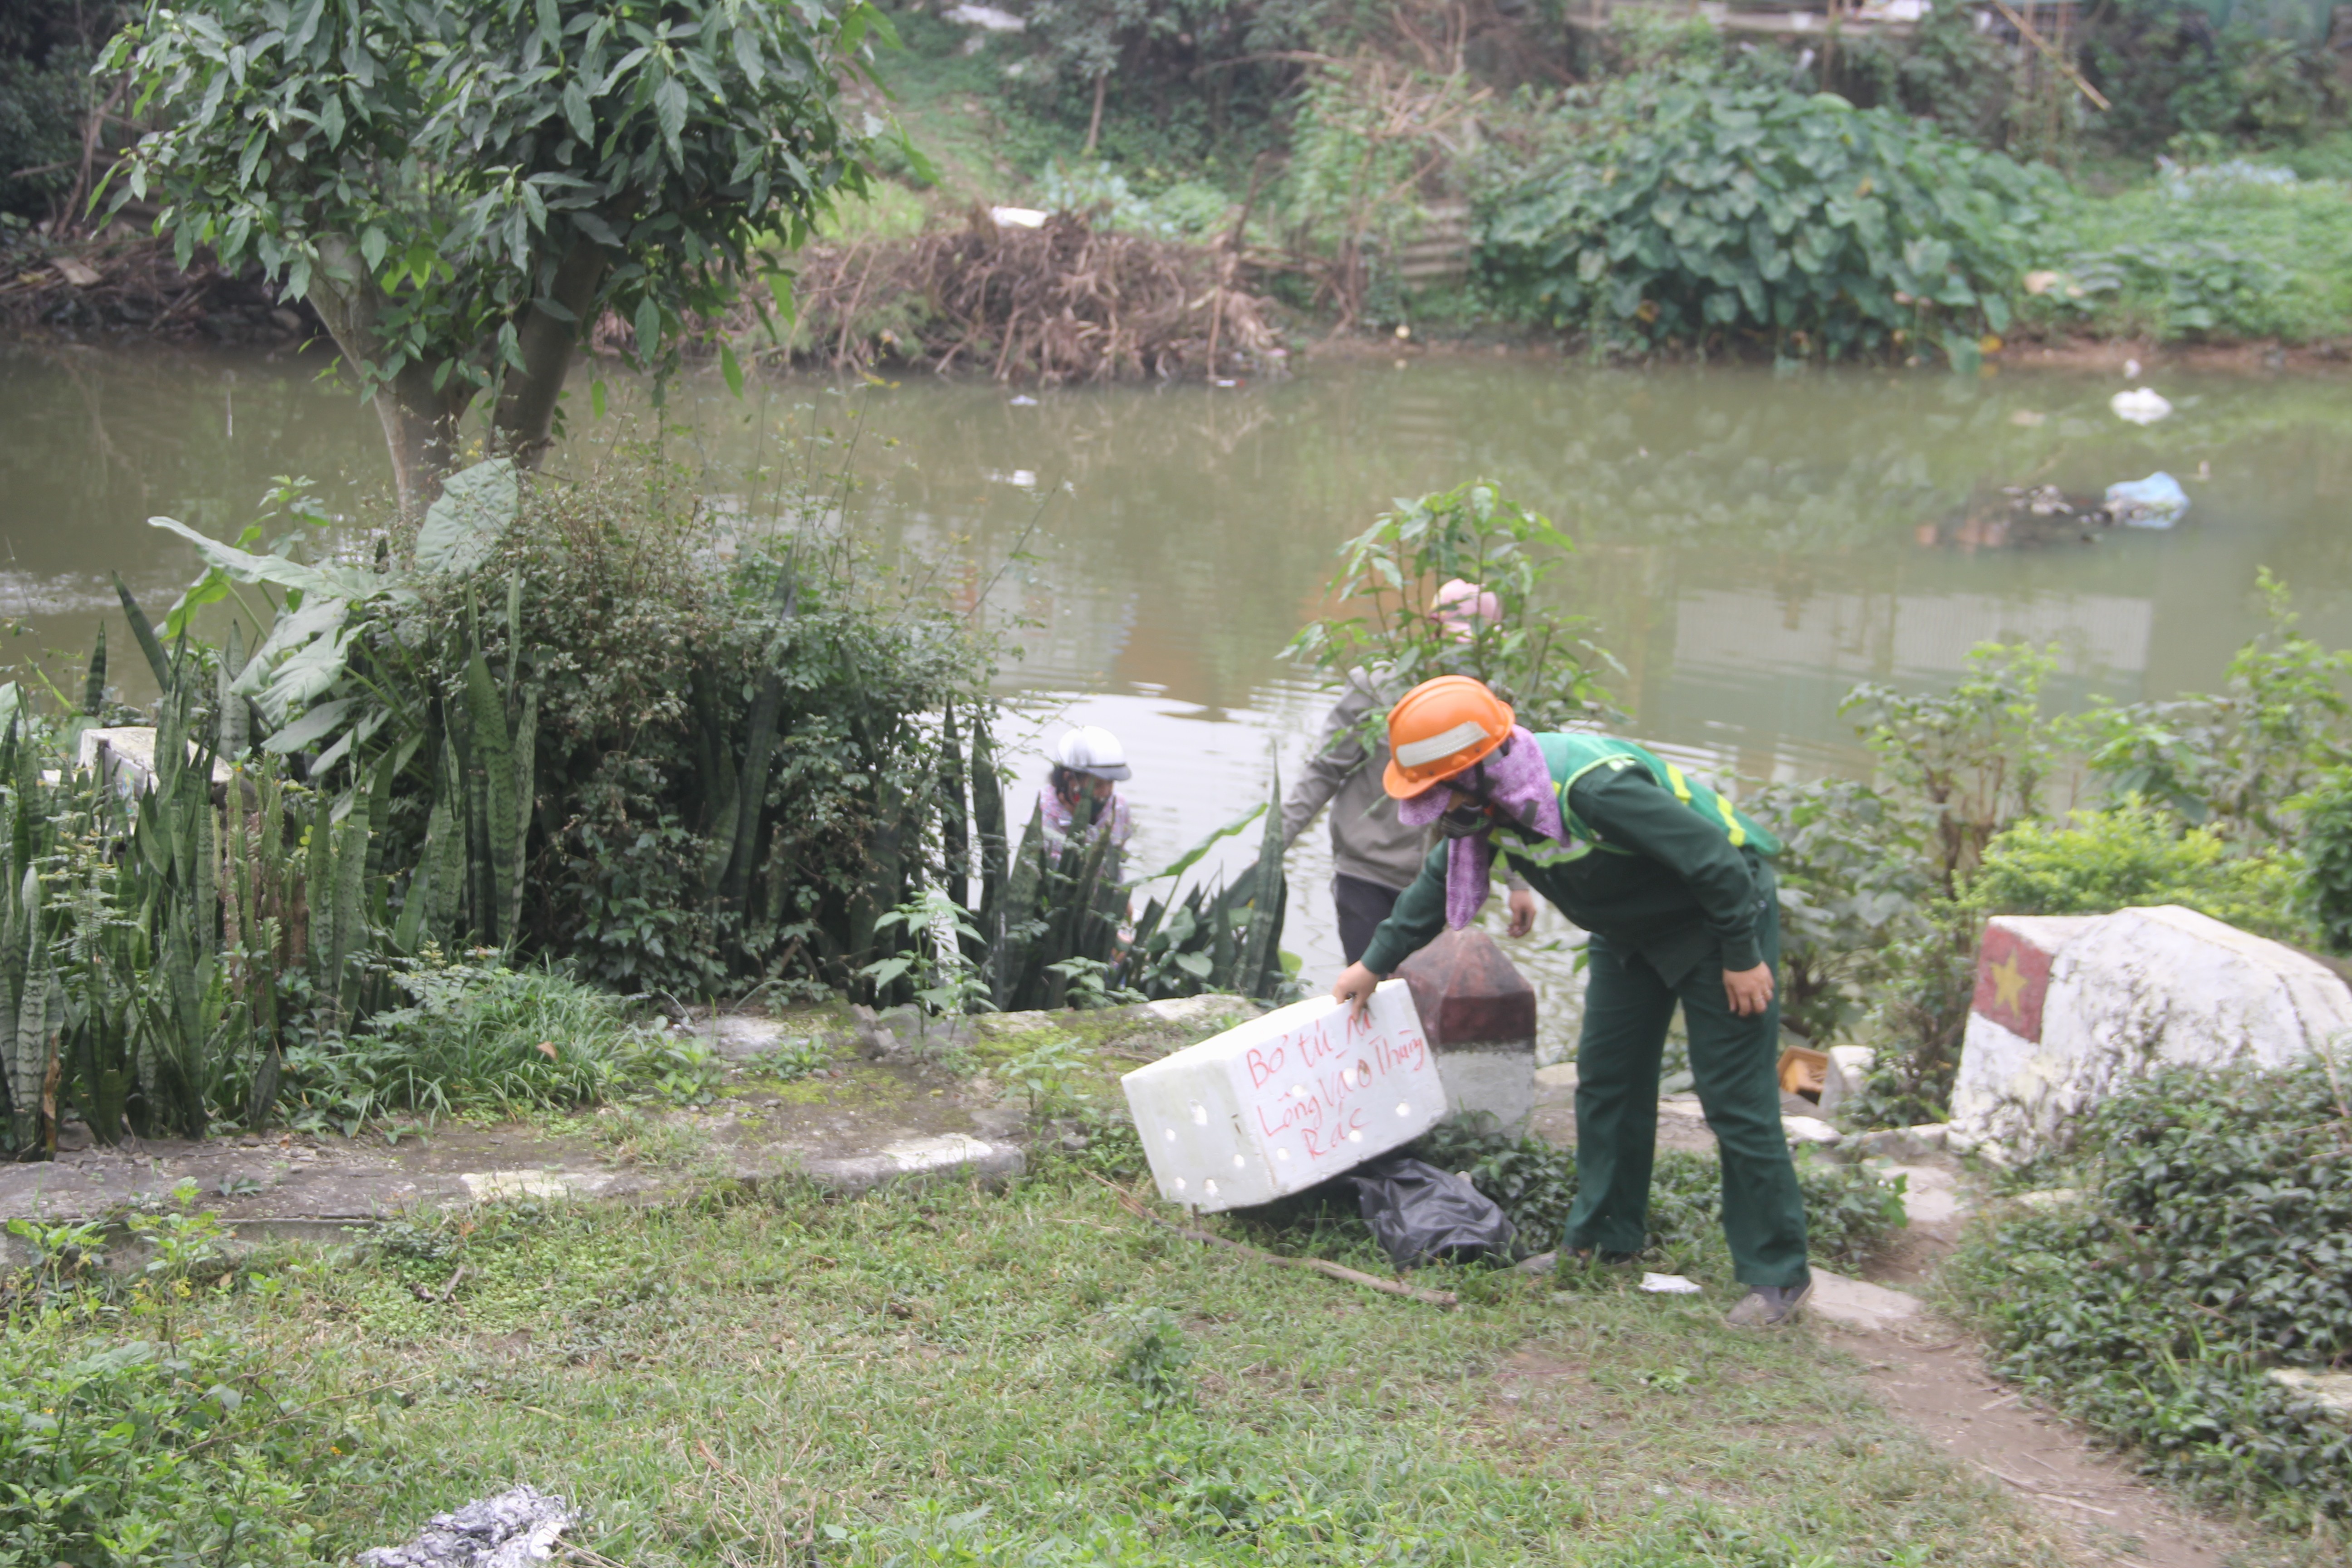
[1479,77,2056,365]
[1950,1058,2352,1527]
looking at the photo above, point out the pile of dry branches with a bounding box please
[0,230,313,343]
[735,209,1284,383]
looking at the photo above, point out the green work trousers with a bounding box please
[1561,889,1811,1288]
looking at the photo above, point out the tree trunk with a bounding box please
[308,235,473,517]
[368,374,464,519]
[489,240,610,470]
[1083,72,1107,156]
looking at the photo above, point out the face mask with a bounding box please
[1436,803,1492,839]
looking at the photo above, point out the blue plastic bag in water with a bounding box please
[2105,471,2190,528]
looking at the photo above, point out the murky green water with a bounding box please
[8,337,2349,986]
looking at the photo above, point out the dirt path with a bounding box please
[1528,1078,2269,1566]
[1822,1313,2253,1568]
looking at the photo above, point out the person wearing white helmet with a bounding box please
[1039,725,1134,876]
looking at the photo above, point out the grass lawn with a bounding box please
[11,1152,2087,1567]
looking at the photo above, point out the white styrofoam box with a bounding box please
[1121,980,1444,1213]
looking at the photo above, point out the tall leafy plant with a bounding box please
[1479,75,2057,364]
[1285,480,1613,735]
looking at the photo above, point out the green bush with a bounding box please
[2300,769,2352,953]
[1418,1122,1906,1268]
[1948,1055,2352,1527]
[386,463,993,997]
[1971,801,2305,941]
[1478,75,2056,363]
[281,957,662,1127]
[0,1321,360,1563]
[2020,172,2352,343]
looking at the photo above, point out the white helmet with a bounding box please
[1054,725,1132,781]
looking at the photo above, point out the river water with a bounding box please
[7,338,2349,1002]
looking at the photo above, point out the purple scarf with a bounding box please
[1394,726,1565,929]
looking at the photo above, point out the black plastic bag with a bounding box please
[1345,1155,1516,1269]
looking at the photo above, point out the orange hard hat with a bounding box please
[1381,676,1514,799]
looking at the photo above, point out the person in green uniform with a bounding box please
[1329,675,1812,1327]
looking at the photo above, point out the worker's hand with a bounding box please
[1505,889,1538,938]
[1332,962,1383,1019]
[1723,963,1776,1018]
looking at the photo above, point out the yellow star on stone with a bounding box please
[1989,950,2028,1012]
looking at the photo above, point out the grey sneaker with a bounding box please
[1725,1275,1814,1328]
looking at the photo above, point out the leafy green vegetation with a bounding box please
[282,956,666,1128]
[2020,169,2352,343]
[1949,1054,2352,1529]
[1747,576,2352,1124]
[1285,480,1613,735]
[1970,803,2304,941]
[1479,76,2055,365]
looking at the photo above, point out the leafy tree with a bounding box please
[1284,479,1615,735]
[105,0,892,510]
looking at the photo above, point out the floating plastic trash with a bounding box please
[1008,395,1039,407]
[2110,387,2173,425]
[2104,471,2190,528]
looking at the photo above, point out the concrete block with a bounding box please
[1394,929,1537,1132]
[75,725,233,796]
[1847,1123,1948,1160]
[1808,1269,1922,1331]
[1120,981,1444,1212]
[802,1134,1026,1194]
[1951,906,2352,1158]
[1782,1115,1843,1146]
[1818,1045,1875,1118]
[2268,1368,2352,1421]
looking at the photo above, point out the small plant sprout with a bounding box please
[861,887,998,1031]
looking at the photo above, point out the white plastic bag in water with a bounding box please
[2105,471,2190,528]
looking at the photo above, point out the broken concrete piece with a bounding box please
[75,725,233,794]
[1819,1045,1875,1118]
[1395,928,1539,1132]
[359,1485,570,1568]
[1847,1123,1948,1160]
[801,1134,1024,1194]
[1877,1163,1958,1224]
[459,1169,612,1202]
[1121,981,1444,1212]
[1141,994,1261,1029]
[1808,1270,1922,1331]
[1782,1115,1843,1146]
[2267,1368,2352,1421]
[1950,906,2352,1159]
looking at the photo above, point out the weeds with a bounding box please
[282,957,652,1128]
[1948,1053,2352,1528]
[0,1178,2070,1565]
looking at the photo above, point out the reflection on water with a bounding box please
[7,338,2349,993]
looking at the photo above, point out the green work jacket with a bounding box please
[1359,733,1775,986]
